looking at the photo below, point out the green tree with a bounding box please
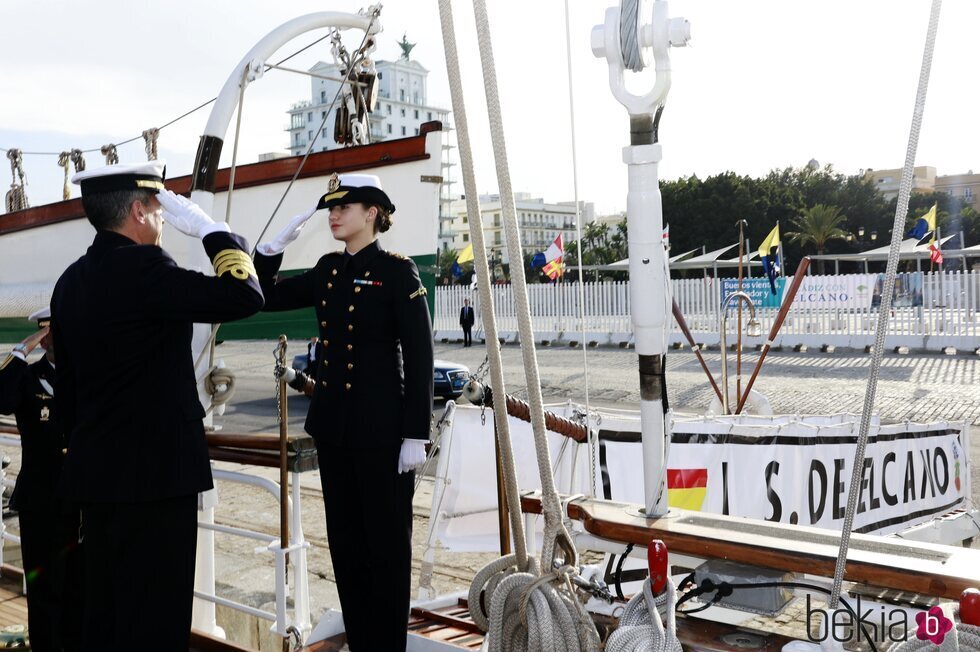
[786,204,849,273]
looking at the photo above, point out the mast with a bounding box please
[592,1,691,517]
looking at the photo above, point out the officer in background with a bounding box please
[0,307,81,651]
[254,173,433,650]
[51,161,264,650]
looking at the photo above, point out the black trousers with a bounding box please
[462,326,472,347]
[18,506,83,651]
[80,494,197,651]
[318,441,415,651]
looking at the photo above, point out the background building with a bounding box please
[865,166,979,208]
[447,193,595,264]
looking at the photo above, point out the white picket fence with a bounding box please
[433,271,980,350]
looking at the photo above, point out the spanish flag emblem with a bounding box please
[667,468,707,511]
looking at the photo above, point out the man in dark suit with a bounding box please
[459,298,475,347]
[51,161,263,650]
[0,307,81,651]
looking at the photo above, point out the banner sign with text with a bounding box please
[784,274,877,310]
[721,278,787,309]
[596,415,970,536]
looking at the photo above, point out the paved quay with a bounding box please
[1,340,978,649]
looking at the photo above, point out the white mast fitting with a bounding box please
[592,0,690,517]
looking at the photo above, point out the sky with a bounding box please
[1,0,978,216]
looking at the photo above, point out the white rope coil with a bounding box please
[606,580,682,652]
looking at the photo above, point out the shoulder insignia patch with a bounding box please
[408,286,428,300]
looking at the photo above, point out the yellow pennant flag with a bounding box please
[456,244,474,264]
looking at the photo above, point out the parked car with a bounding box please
[290,354,469,400]
[433,359,469,400]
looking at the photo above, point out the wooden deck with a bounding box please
[0,567,28,647]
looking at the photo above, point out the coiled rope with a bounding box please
[829,0,942,611]
[5,149,29,212]
[606,579,682,652]
[203,364,237,416]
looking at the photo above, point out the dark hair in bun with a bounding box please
[368,204,393,233]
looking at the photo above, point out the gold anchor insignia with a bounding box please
[327,173,341,193]
[40,405,50,422]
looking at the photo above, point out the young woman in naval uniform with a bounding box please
[254,174,434,651]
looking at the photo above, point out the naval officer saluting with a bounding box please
[50,161,263,650]
[0,307,82,651]
[254,173,434,650]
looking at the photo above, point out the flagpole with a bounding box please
[735,220,746,413]
[776,220,786,277]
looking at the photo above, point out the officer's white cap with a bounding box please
[28,306,51,326]
[72,160,167,196]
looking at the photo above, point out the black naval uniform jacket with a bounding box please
[255,240,434,447]
[51,230,264,503]
[0,356,66,511]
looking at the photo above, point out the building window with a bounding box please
[321,91,326,102]
[414,93,419,104]
[495,231,502,245]
[322,129,328,138]
[307,112,313,121]
[415,128,419,135]
[386,104,392,115]
[428,111,433,121]
[290,114,304,129]
[401,126,406,136]
[387,124,392,134]
[400,89,405,101]
[966,187,975,200]
[308,131,313,141]
[400,108,406,117]
[463,233,469,242]
[414,109,419,119]
[462,216,468,223]
[321,111,326,119]
[494,215,500,227]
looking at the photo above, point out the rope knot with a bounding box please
[143,128,160,161]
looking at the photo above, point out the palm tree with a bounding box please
[786,204,849,273]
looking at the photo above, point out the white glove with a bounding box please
[256,206,318,256]
[397,439,428,474]
[157,189,229,239]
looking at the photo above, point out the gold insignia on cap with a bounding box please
[320,190,349,204]
[327,173,341,193]
[212,249,256,280]
[135,180,165,190]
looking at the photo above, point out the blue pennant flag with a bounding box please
[907,204,937,240]
[530,252,547,269]
[451,261,462,277]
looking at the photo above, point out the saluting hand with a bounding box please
[157,189,229,239]
[256,205,319,256]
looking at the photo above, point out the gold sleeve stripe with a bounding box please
[408,286,428,300]
[212,249,256,280]
[0,354,13,372]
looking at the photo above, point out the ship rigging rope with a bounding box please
[0,31,335,158]
[436,0,530,584]
[619,0,643,72]
[440,0,599,647]
[563,0,597,499]
[249,14,379,253]
[829,0,942,612]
